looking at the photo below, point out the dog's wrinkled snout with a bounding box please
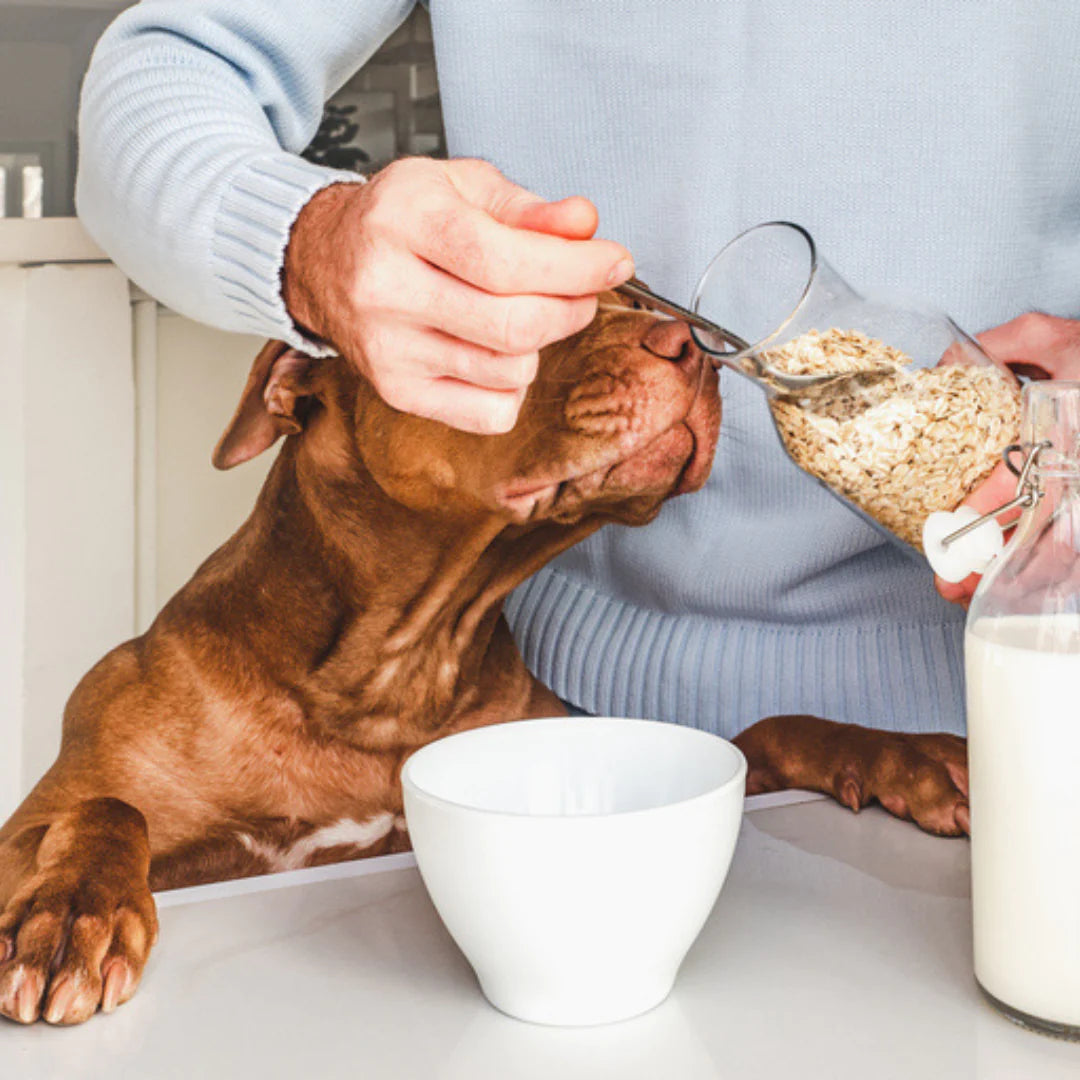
[641,318,697,364]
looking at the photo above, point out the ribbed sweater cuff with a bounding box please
[211,154,367,356]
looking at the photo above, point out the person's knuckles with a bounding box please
[499,299,553,355]
[435,386,525,435]
[443,349,538,391]
[353,166,414,240]
[503,294,597,354]
[565,294,600,333]
[980,311,1080,371]
[443,157,518,210]
[349,246,426,321]
[501,351,540,388]
[1010,311,1079,355]
[481,390,526,434]
[371,375,422,416]
[363,162,460,255]
[409,192,495,283]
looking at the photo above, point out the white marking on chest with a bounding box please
[237,813,396,872]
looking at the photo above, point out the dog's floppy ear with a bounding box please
[212,340,319,470]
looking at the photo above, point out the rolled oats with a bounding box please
[765,329,1021,550]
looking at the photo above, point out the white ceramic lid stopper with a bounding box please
[922,506,1004,584]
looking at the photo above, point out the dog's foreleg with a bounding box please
[0,797,157,1025]
[734,715,969,836]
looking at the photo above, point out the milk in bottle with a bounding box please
[965,381,1080,1039]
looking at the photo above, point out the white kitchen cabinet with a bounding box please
[0,218,272,816]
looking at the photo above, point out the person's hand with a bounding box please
[935,312,1080,606]
[281,157,634,434]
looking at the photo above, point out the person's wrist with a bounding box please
[281,181,362,345]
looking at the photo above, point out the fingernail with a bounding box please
[607,259,634,286]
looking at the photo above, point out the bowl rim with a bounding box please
[400,715,748,822]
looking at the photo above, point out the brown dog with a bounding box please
[0,297,967,1026]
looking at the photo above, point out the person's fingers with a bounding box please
[932,460,1020,605]
[977,312,1080,379]
[391,325,541,391]
[959,459,1020,517]
[507,196,600,240]
[931,311,1080,606]
[934,573,977,607]
[398,260,601,354]
[426,342,540,392]
[411,161,632,296]
[379,376,528,436]
[413,201,632,297]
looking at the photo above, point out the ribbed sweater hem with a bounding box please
[505,569,966,738]
[211,153,366,355]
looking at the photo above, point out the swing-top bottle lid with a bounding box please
[1022,380,1080,477]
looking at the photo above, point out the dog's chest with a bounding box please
[234,812,408,873]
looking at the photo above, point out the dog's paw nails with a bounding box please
[12,966,44,1024]
[837,776,864,813]
[101,961,128,1014]
[955,802,971,835]
[43,975,76,1025]
[944,758,969,798]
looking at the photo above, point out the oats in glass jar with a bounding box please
[765,329,1021,549]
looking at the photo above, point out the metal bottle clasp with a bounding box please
[940,441,1051,550]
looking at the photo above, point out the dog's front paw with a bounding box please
[736,716,969,838]
[824,729,969,837]
[0,868,157,1025]
[0,799,158,1026]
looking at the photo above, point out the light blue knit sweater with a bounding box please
[77,1,1080,738]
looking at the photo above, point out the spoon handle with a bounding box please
[615,278,751,353]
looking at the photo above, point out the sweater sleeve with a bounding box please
[76,0,417,353]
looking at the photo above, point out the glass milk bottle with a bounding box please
[965,381,1080,1039]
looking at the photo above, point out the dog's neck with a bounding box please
[224,438,596,744]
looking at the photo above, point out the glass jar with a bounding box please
[690,222,1021,556]
[965,381,1080,1039]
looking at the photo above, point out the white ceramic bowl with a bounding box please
[401,716,746,1026]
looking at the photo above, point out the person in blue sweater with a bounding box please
[77,1,1080,738]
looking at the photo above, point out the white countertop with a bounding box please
[5,791,1079,1079]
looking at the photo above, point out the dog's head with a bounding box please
[213,294,720,531]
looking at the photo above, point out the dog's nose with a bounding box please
[641,319,698,362]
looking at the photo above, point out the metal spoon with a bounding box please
[616,277,897,395]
